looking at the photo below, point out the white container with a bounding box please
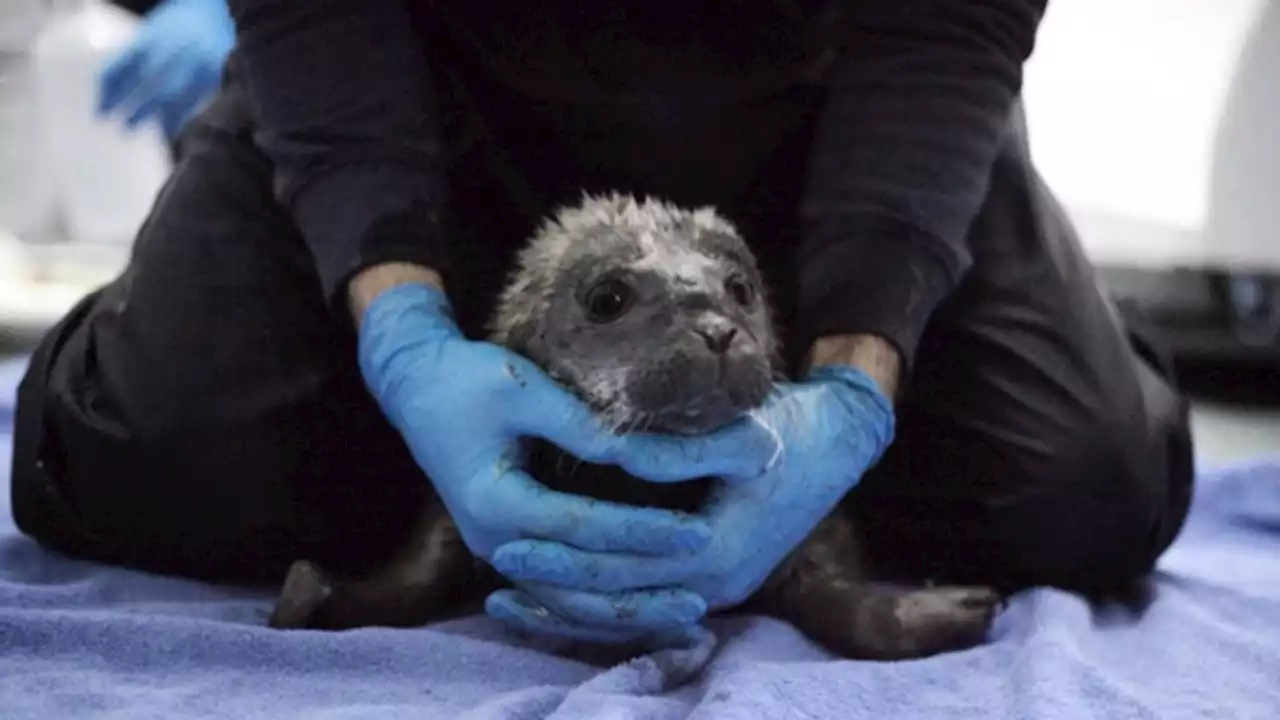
[0,0,49,50]
[0,50,58,241]
[30,0,172,248]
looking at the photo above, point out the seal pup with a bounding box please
[267,192,1002,660]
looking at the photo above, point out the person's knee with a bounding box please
[993,391,1195,594]
[9,303,110,559]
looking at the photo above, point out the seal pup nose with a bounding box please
[692,313,739,354]
[696,327,737,354]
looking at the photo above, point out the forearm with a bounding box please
[226,0,452,311]
[796,0,1047,366]
[806,334,902,401]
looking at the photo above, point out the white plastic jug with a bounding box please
[0,0,59,242]
[0,49,58,242]
[30,0,172,248]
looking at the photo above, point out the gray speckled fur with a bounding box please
[267,192,1003,661]
[488,192,779,433]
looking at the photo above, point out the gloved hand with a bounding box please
[358,283,761,637]
[482,364,895,641]
[97,0,235,140]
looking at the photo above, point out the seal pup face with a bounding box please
[489,192,779,435]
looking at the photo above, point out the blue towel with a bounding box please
[1,355,1278,719]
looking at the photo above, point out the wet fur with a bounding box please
[268,193,1001,660]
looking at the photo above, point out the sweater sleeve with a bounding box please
[796,0,1047,365]
[224,0,452,310]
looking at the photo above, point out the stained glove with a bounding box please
[97,0,234,140]
[358,283,763,636]
[483,364,895,641]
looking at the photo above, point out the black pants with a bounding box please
[8,69,1194,598]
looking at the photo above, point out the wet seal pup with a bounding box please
[267,192,1002,660]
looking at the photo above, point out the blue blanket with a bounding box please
[1,356,1278,720]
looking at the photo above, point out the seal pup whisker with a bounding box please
[745,406,785,475]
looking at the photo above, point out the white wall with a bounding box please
[1023,0,1280,270]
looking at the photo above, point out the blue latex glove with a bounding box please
[358,283,766,636]
[97,0,234,140]
[483,364,895,641]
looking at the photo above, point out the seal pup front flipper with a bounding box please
[268,503,497,630]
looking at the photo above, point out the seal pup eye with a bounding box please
[582,276,635,322]
[725,274,755,307]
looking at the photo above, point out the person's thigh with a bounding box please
[850,104,1195,596]
[9,82,428,586]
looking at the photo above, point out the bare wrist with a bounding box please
[347,262,445,329]
[805,333,902,401]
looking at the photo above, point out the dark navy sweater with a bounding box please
[124,0,1048,363]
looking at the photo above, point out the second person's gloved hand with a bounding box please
[97,0,235,140]
[483,364,895,641]
[358,282,764,639]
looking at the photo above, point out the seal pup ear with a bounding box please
[485,275,545,358]
[485,211,570,362]
[488,305,542,358]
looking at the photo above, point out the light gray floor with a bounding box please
[1191,402,1280,467]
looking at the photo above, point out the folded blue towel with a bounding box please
[1,355,1277,719]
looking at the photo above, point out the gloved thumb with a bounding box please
[498,354,628,463]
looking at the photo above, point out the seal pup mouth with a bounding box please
[633,355,775,436]
[651,405,737,436]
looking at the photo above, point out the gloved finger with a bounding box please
[521,583,707,630]
[97,44,148,115]
[159,102,188,142]
[155,64,216,139]
[484,589,651,644]
[124,53,193,130]
[490,539,703,593]
[124,94,166,131]
[114,46,180,129]
[616,416,783,484]
[475,464,711,556]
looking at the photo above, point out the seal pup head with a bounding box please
[488,192,780,435]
